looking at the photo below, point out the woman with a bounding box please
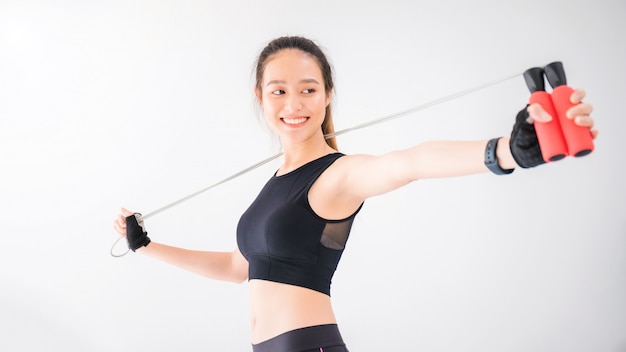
[113,36,597,351]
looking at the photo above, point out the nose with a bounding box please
[283,93,302,113]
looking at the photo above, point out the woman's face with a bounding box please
[257,49,330,146]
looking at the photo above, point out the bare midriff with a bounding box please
[249,279,336,344]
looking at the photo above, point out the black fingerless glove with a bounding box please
[125,213,151,251]
[509,106,546,168]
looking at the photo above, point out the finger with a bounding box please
[527,103,553,123]
[570,88,586,104]
[117,213,127,227]
[566,102,593,119]
[113,214,127,234]
[574,115,595,128]
[120,207,134,217]
[113,220,126,236]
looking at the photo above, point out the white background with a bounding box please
[1,0,625,351]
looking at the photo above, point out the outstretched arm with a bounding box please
[341,138,506,200]
[113,208,248,283]
[137,243,248,283]
[337,89,596,202]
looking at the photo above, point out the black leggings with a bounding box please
[252,324,349,352]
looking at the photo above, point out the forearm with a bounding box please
[346,138,519,200]
[136,242,247,283]
[408,138,516,179]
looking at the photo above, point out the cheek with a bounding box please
[261,103,280,127]
[261,100,278,117]
[314,96,328,114]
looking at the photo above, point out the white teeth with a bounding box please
[283,117,307,125]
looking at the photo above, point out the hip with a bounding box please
[252,324,348,352]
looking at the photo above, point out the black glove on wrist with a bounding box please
[509,106,546,168]
[125,213,151,251]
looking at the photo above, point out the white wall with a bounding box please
[1,0,624,351]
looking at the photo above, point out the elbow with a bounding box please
[230,275,248,285]
[228,263,249,284]
[227,249,248,284]
[203,271,247,284]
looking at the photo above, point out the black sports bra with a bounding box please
[236,153,363,296]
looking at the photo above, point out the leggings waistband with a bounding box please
[252,324,347,352]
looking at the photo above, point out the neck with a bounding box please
[279,135,336,175]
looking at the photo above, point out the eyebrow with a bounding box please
[265,78,321,87]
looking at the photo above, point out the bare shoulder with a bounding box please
[323,153,376,183]
[308,153,372,219]
[333,153,376,171]
[323,151,416,201]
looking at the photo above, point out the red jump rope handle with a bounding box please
[523,67,568,162]
[544,62,594,157]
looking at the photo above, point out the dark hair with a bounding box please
[254,36,337,150]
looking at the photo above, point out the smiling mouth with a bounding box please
[282,117,308,125]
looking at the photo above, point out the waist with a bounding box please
[249,279,337,344]
[252,324,345,352]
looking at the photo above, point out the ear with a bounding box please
[254,87,263,105]
[325,91,332,107]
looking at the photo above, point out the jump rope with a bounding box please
[110,61,593,257]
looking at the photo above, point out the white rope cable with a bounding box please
[110,71,522,257]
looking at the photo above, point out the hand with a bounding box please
[527,88,598,139]
[113,207,132,237]
[113,208,151,252]
[509,107,545,168]
[510,88,597,168]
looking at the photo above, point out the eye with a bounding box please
[302,88,316,94]
[271,89,285,95]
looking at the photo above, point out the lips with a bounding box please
[281,117,309,125]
